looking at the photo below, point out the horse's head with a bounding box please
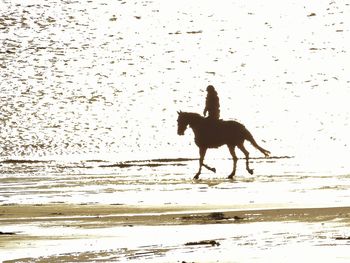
[177,111,202,135]
[177,111,188,135]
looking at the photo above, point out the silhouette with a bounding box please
[203,85,220,120]
[177,111,270,179]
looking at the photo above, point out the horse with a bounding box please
[177,111,270,179]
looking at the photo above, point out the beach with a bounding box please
[1,158,350,262]
[1,0,350,261]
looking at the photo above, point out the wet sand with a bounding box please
[2,204,350,262]
[1,157,350,261]
[2,203,350,225]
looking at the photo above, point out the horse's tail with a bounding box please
[245,130,270,157]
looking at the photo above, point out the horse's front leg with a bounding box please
[194,147,207,180]
[203,163,216,173]
[228,145,238,179]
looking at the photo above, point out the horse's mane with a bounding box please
[182,112,202,118]
[180,111,243,127]
[179,112,206,123]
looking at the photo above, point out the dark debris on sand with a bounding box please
[185,240,220,247]
[181,212,244,223]
[0,231,16,235]
[335,237,350,240]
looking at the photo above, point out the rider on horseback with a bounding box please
[203,85,220,120]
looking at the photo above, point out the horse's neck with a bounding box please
[188,115,203,134]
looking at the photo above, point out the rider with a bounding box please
[203,85,220,120]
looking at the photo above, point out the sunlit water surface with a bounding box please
[0,0,349,164]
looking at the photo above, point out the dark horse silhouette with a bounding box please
[177,111,270,179]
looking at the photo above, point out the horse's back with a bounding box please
[194,117,251,148]
[222,120,247,132]
[220,120,250,143]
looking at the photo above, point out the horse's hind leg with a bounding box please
[194,147,207,180]
[237,144,254,175]
[228,145,238,179]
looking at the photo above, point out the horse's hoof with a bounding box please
[248,169,254,175]
[193,174,200,180]
[227,175,234,180]
[212,168,216,173]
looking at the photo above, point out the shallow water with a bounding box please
[1,157,350,208]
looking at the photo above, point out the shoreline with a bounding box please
[2,204,350,225]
